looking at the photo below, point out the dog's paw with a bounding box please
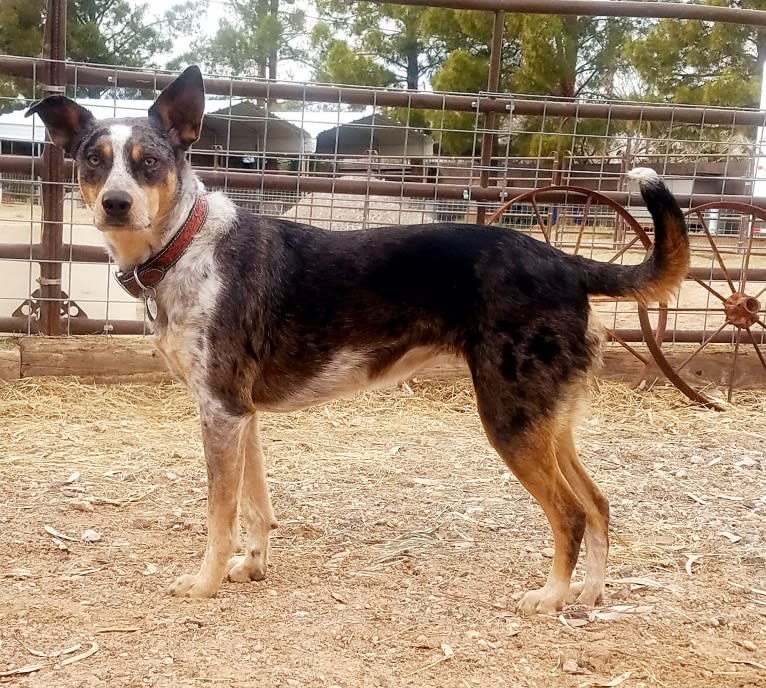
[566,581,585,604]
[517,585,568,616]
[226,554,267,583]
[169,573,220,598]
[567,581,604,607]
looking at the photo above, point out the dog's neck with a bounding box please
[102,165,203,273]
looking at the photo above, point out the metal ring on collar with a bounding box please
[132,268,158,301]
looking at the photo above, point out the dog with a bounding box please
[27,66,689,614]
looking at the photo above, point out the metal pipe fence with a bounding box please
[2,0,766,404]
[2,56,766,347]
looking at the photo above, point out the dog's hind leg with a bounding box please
[227,414,277,583]
[170,403,248,598]
[555,423,609,606]
[496,421,585,615]
[472,372,586,615]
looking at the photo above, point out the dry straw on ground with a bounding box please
[0,376,764,687]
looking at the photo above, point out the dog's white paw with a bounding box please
[226,553,267,583]
[567,580,604,607]
[517,584,568,615]
[169,573,220,598]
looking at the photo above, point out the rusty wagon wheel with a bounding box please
[638,201,766,407]
[487,185,667,380]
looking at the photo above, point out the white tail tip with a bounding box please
[627,167,661,186]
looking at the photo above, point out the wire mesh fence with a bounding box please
[1,57,766,381]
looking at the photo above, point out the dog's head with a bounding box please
[27,66,205,242]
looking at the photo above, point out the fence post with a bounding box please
[39,0,67,336]
[476,10,505,225]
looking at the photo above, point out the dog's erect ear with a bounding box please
[25,96,95,157]
[149,65,205,149]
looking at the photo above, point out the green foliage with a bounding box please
[508,14,632,99]
[423,12,631,155]
[428,48,489,155]
[176,0,306,80]
[0,0,204,106]
[314,39,397,87]
[624,8,764,107]
[312,1,449,90]
[0,0,43,109]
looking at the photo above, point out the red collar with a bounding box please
[115,195,209,299]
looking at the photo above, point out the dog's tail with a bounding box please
[575,168,689,304]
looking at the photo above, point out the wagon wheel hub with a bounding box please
[723,292,761,328]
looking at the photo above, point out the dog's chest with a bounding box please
[152,250,219,389]
[151,193,233,389]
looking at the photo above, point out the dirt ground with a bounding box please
[0,377,764,687]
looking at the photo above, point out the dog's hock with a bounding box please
[148,65,206,149]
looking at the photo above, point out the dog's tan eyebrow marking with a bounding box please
[131,143,143,162]
[99,140,113,159]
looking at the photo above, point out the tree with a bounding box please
[176,0,307,81]
[506,14,633,157]
[0,0,43,109]
[624,4,766,108]
[311,1,447,90]
[311,23,397,88]
[0,0,204,106]
[426,10,505,155]
[509,14,632,100]
[425,12,632,155]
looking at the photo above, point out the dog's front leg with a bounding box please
[170,403,249,598]
[227,414,277,583]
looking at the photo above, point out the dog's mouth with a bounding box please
[99,221,145,231]
[93,211,152,233]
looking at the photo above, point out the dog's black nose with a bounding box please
[102,190,133,217]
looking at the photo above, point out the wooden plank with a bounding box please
[413,349,766,391]
[0,346,21,382]
[19,336,172,384]
[13,336,766,391]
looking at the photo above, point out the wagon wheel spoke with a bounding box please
[745,327,766,373]
[581,194,593,227]
[738,216,756,293]
[638,305,724,409]
[675,321,730,373]
[605,328,650,365]
[608,235,641,264]
[572,194,595,255]
[688,273,730,304]
[727,330,743,403]
[694,209,737,294]
[752,284,766,300]
[530,196,551,244]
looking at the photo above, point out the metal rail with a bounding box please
[369,0,766,26]
[38,0,67,335]
[1,155,764,208]
[2,56,766,126]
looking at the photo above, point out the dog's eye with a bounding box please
[87,154,100,166]
[143,157,158,169]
